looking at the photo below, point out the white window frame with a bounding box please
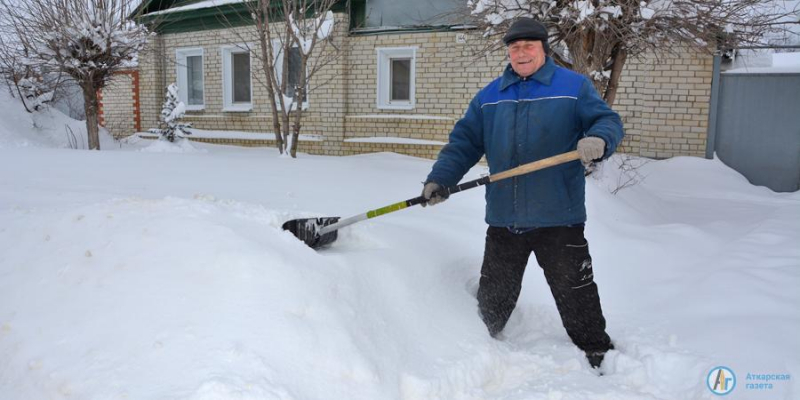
[271,39,309,111]
[175,47,205,111]
[221,45,253,112]
[376,47,417,110]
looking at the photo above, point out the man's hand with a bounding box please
[421,182,449,207]
[577,137,606,164]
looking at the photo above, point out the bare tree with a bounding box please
[467,0,798,106]
[220,0,340,158]
[0,24,55,112]
[1,21,83,117]
[0,0,149,150]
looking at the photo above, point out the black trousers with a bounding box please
[476,225,613,353]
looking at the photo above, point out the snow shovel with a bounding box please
[282,150,581,249]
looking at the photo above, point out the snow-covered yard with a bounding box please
[1,92,798,399]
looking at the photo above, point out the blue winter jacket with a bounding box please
[426,57,624,228]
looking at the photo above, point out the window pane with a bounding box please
[186,55,203,105]
[287,47,306,101]
[232,52,251,103]
[390,58,410,101]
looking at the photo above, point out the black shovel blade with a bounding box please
[282,217,340,249]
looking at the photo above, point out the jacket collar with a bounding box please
[500,57,556,91]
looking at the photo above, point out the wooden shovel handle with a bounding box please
[489,150,581,183]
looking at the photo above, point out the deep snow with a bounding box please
[1,92,799,400]
[0,89,116,150]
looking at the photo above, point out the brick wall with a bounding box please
[132,14,349,154]
[99,71,140,138]
[340,31,505,157]
[614,52,713,158]
[345,32,504,119]
[102,15,713,159]
[138,36,164,135]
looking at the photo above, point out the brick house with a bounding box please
[99,0,714,159]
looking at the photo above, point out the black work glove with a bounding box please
[421,182,449,207]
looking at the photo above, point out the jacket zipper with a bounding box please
[512,81,524,226]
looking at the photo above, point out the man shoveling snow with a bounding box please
[421,18,625,371]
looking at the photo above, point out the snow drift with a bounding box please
[0,93,798,399]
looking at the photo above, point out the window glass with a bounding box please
[232,52,251,103]
[186,55,203,105]
[376,48,415,109]
[286,47,307,101]
[390,58,410,101]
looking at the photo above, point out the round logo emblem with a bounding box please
[707,366,736,395]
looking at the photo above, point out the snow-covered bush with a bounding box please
[17,77,54,111]
[159,83,191,143]
[0,37,61,113]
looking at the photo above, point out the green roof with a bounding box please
[135,0,349,34]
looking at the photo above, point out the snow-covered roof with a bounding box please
[143,0,245,16]
[724,66,800,74]
[773,52,800,67]
[724,52,800,74]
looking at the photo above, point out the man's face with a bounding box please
[508,40,546,78]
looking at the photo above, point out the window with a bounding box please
[175,48,204,110]
[221,46,252,112]
[390,58,411,101]
[272,40,308,110]
[377,47,416,109]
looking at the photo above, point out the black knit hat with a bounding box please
[503,18,550,54]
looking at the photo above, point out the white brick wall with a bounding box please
[614,51,713,158]
[101,73,136,138]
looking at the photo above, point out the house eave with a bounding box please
[137,0,348,35]
[349,25,478,36]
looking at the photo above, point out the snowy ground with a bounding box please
[1,93,799,399]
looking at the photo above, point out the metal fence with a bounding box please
[706,53,800,193]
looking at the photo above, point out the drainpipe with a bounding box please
[705,53,722,160]
[158,35,167,97]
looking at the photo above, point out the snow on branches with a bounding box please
[468,0,788,40]
[230,0,341,157]
[0,0,150,149]
[40,18,147,77]
[3,0,149,83]
[467,0,796,105]
[289,11,335,55]
[159,83,192,143]
[0,40,58,112]
[17,78,55,111]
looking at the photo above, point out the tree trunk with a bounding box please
[257,35,284,154]
[290,75,306,158]
[82,81,101,150]
[281,111,292,157]
[14,81,33,113]
[603,47,628,107]
[290,107,302,158]
[290,130,299,158]
[272,111,284,154]
[280,31,292,156]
